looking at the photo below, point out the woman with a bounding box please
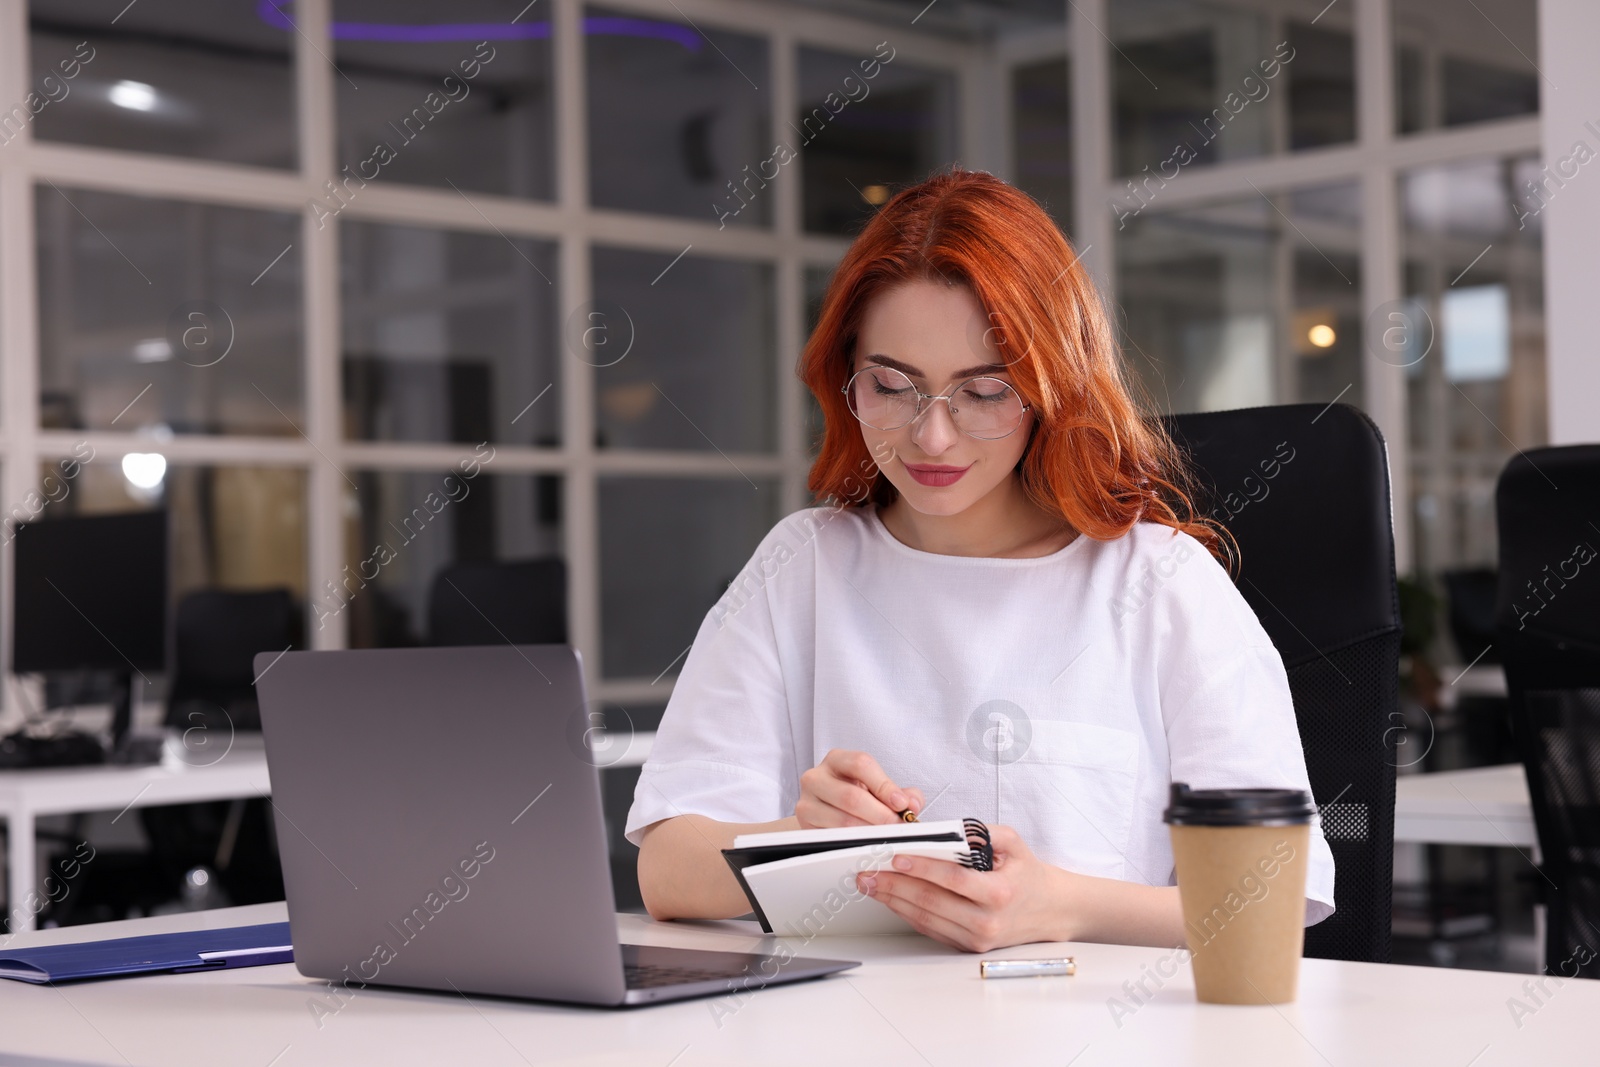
[625,166,1334,951]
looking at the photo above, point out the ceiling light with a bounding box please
[1308,324,1336,348]
[109,80,158,112]
[121,452,167,490]
[133,338,172,362]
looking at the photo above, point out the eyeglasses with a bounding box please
[842,365,1030,441]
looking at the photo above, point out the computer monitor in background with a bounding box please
[12,510,169,755]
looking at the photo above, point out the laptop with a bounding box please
[253,644,858,1007]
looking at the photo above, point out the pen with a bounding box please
[897,808,919,823]
[979,958,1075,979]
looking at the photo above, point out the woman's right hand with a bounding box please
[795,749,925,829]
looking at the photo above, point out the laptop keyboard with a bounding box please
[624,962,732,989]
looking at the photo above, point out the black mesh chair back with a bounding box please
[427,558,568,647]
[1162,403,1402,963]
[1441,567,1502,665]
[168,588,299,731]
[1494,445,1600,978]
[149,587,299,906]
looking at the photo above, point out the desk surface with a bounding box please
[0,737,273,934]
[0,735,270,815]
[1393,764,1536,849]
[0,902,1591,1066]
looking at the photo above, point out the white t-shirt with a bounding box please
[625,504,1336,926]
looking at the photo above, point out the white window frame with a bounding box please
[0,0,987,712]
[0,0,1548,714]
[1044,0,1541,573]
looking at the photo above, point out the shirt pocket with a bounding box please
[1012,719,1141,879]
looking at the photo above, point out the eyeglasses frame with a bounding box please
[840,364,1032,441]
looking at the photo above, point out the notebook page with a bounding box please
[732,819,966,851]
[742,840,972,937]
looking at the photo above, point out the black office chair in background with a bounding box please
[1442,568,1501,668]
[1162,402,1403,964]
[1432,567,1518,773]
[166,589,299,732]
[427,558,568,646]
[1495,445,1600,978]
[145,589,299,908]
[49,588,299,924]
[422,557,654,906]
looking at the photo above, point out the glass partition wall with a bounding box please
[0,0,1545,714]
[1087,0,1543,646]
[0,0,979,724]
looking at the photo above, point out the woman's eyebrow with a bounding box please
[864,353,1007,380]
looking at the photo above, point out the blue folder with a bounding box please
[0,922,292,983]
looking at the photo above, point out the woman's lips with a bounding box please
[904,462,972,488]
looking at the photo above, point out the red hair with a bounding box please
[800,165,1227,563]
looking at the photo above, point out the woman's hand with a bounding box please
[795,749,925,829]
[855,824,1071,952]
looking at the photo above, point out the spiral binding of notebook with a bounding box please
[958,818,995,871]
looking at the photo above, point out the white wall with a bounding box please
[1540,0,1600,446]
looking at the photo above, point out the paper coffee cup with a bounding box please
[1164,782,1314,1005]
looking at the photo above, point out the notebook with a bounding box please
[0,922,293,984]
[722,819,994,937]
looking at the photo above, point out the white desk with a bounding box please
[0,902,1592,1065]
[598,728,654,768]
[0,725,660,935]
[1393,764,1536,850]
[0,737,270,933]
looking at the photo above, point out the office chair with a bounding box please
[426,558,568,646]
[166,588,299,732]
[1162,403,1402,963]
[427,558,643,897]
[1434,568,1517,772]
[1442,568,1501,667]
[1494,445,1600,978]
[144,588,299,908]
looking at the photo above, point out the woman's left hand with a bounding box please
[855,824,1072,952]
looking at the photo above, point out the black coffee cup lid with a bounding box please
[1162,781,1316,826]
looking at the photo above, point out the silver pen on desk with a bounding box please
[979,957,1076,979]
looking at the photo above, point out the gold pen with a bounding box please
[897,808,919,823]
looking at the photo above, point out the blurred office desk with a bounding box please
[0,736,270,932]
[598,728,654,768]
[1438,664,1509,704]
[0,903,1593,1066]
[1393,763,1535,849]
